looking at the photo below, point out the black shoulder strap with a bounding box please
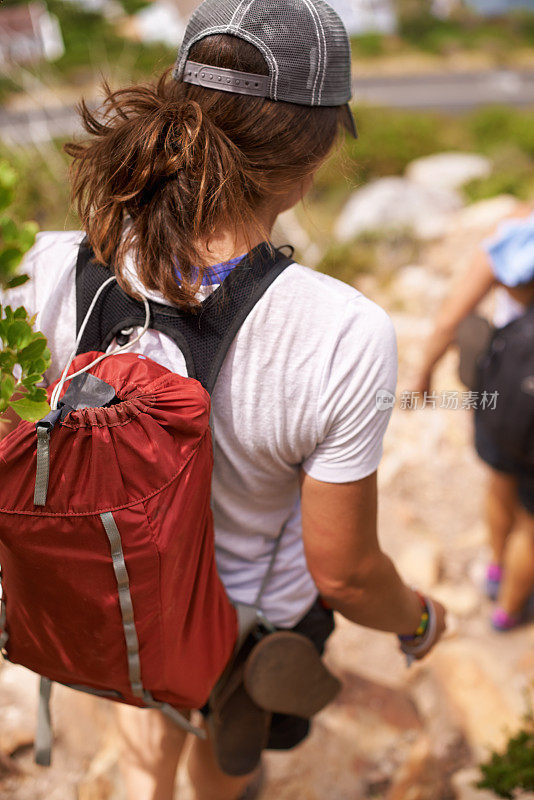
[75,239,294,394]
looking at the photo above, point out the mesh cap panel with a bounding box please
[173,0,352,108]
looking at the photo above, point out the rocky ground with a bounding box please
[1,189,534,799]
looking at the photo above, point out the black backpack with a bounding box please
[475,304,534,470]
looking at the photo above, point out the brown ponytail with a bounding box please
[65,35,345,308]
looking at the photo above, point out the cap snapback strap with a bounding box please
[183,60,270,98]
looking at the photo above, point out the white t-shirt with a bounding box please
[2,231,397,627]
[493,287,526,329]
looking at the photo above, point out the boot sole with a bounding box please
[243,631,341,718]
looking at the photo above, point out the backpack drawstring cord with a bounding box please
[50,277,151,412]
[33,277,150,508]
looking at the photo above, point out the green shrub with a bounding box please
[0,161,51,423]
[468,106,534,160]
[318,238,378,285]
[317,231,419,287]
[311,104,466,213]
[396,0,534,56]
[12,0,175,90]
[478,727,534,799]
[351,33,385,58]
[120,0,151,14]
[0,140,75,231]
[464,145,534,202]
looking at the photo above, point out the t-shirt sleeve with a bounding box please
[302,297,398,483]
[0,231,84,387]
[482,212,534,288]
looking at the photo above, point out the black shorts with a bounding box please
[201,597,335,751]
[475,419,534,515]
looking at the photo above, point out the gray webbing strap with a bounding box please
[183,60,270,98]
[143,694,205,738]
[252,528,286,623]
[230,527,286,650]
[35,677,53,766]
[100,512,205,738]
[100,512,144,699]
[34,426,51,507]
[0,570,8,651]
[234,603,262,653]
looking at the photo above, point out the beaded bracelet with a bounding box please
[398,590,430,642]
[398,594,438,665]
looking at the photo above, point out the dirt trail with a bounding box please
[1,199,533,800]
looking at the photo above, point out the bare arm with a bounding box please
[414,247,495,394]
[301,470,446,652]
[415,203,533,395]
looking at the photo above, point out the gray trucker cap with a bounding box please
[172,0,357,137]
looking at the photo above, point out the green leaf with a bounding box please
[8,396,50,423]
[3,306,13,323]
[26,386,47,403]
[0,374,15,403]
[19,336,47,362]
[22,374,42,388]
[0,247,23,281]
[27,357,47,376]
[6,274,30,289]
[0,320,9,342]
[0,351,16,371]
[6,320,33,349]
[14,306,27,320]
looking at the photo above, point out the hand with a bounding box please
[399,596,447,661]
[414,597,447,659]
[408,370,432,399]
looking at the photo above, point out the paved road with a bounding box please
[1,69,533,146]
[0,102,86,147]
[353,68,534,111]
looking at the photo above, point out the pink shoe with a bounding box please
[491,607,520,632]
[485,563,503,601]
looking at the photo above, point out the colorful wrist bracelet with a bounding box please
[399,591,430,642]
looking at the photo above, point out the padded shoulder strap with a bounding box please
[75,240,294,394]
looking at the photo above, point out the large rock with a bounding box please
[385,736,449,800]
[396,539,443,592]
[406,152,492,193]
[454,195,520,232]
[335,177,462,242]
[451,767,504,800]
[389,264,448,313]
[431,583,481,618]
[429,640,523,757]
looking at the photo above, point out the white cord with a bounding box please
[51,277,151,411]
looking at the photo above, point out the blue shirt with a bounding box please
[175,254,245,287]
[483,212,534,288]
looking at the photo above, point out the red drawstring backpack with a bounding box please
[0,240,294,763]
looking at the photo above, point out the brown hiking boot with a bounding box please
[244,630,341,717]
[208,645,271,777]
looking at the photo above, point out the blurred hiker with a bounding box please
[0,1,446,798]
[414,206,534,632]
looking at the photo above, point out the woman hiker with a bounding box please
[1,1,446,798]
[414,206,534,632]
